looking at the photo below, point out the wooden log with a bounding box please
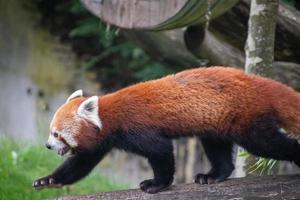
[123,30,202,67]
[80,0,300,88]
[273,62,300,91]
[81,0,238,30]
[126,29,300,90]
[58,174,300,200]
[184,27,245,67]
[81,0,300,63]
[210,0,300,64]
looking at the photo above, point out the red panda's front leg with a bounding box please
[115,132,175,193]
[33,144,111,189]
[139,152,175,193]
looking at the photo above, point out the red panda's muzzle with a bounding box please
[57,146,71,156]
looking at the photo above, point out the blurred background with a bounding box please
[0,0,300,199]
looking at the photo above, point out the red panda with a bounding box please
[33,67,300,193]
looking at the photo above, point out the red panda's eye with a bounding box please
[53,132,59,138]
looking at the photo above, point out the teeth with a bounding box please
[57,147,70,156]
[58,149,63,156]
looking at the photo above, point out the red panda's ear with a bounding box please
[77,96,101,129]
[66,90,83,103]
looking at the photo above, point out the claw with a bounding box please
[194,173,224,185]
[139,179,171,194]
[49,178,55,184]
[33,176,61,189]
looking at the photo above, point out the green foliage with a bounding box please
[239,150,277,175]
[68,0,173,90]
[0,138,124,200]
[281,0,297,7]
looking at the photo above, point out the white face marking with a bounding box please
[77,96,102,129]
[48,127,78,149]
[47,133,65,151]
[59,130,78,147]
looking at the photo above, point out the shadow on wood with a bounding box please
[59,175,300,200]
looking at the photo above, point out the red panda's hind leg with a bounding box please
[195,137,234,184]
[237,129,300,165]
[236,114,300,167]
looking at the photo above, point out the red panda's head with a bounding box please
[46,90,101,156]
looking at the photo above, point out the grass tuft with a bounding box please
[0,138,125,200]
[239,150,277,175]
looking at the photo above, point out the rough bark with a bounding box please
[58,175,300,200]
[244,0,279,77]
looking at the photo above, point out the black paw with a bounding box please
[139,179,171,194]
[33,175,62,189]
[194,173,224,185]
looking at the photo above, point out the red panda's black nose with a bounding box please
[45,143,52,149]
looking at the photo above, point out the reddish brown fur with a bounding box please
[54,66,300,148]
[52,98,101,150]
[97,67,300,140]
[36,67,300,193]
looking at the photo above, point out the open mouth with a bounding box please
[58,146,71,156]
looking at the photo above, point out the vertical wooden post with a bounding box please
[245,0,279,77]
